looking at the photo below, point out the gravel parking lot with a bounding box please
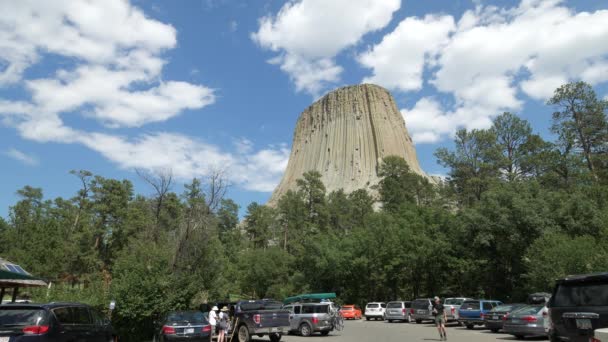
[270,319,548,342]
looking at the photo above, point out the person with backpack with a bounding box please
[218,306,230,342]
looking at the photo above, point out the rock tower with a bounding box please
[268,84,428,205]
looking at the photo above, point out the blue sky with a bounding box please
[1,0,608,218]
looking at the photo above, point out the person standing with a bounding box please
[218,306,230,342]
[209,305,218,338]
[432,297,447,340]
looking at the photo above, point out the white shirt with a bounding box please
[209,310,218,326]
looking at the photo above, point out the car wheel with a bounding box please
[388,320,393,323]
[416,319,422,324]
[366,317,370,321]
[299,323,312,337]
[515,335,524,340]
[466,324,474,330]
[238,325,251,342]
[269,333,282,342]
[490,328,499,333]
[320,331,329,336]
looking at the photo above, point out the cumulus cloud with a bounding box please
[0,0,288,192]
[4,148,38,166]
[360,0,608,143]
[252,0,400,96]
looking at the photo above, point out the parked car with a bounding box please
[443,298,473,323]
[548,272,608,342]
[0,302,117,341]
[484,303,526,333]
[594,328,608,341]
[411,298,434,324]
[339,305,362,320]
[231,299,290,342]
[458,299,502,329]
[364,302,386,321]
[282,302,335,337]
[385,301,412,323]
[503,304,548,339]
[153,310,212,342]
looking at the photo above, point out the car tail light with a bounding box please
[202,325,212,333]
[22,325,49,335]
[480,313,485,319]
[410,308,414,314]
[402,309,406,314]
[502,314,509,321]
[162,325,176,334]
[312,317,319,324]
[521,316,538,323]
[590,338,601,342]
[253,314,261,324]
[451,307,455,315]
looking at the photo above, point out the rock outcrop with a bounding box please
[268,84,428,205]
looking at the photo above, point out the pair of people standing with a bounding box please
[208,306,230,342]
[432,296,447,341]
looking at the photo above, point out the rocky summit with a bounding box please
[268,84,429,205]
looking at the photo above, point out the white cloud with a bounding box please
[0,0,287,193]
[4,148,38,166]
[362,0,608,143]
[360,15,455,92]
[252,0,400,95]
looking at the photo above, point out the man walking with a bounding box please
[433,296,447,340]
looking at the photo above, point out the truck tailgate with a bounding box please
[259,310,290,327]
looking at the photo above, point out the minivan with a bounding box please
[385,301,412,323]
[548,272,608,342]
[411,298,434,324]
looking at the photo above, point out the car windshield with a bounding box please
[512,305,543,316]
[492,305,515,312]
[445,299,464,305]
[366,304,379,308]
[341,307,353,311]
[553,282,608,307]
[387,302,402,308]
[460,301,480,310]
[0,308,48,326]
[166,311,208,324]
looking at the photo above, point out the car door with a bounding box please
[70,306,99,342]
[52,306,78,342]
[90,308,111,342]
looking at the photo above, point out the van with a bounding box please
[411,298,434,324]
[385,301,412,323]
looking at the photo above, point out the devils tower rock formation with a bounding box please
[268,84,428,205]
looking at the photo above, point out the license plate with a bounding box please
[418,310,424,314]
[270,328,278,332]
[493,316,498,320]
[185,328,194,334]
[576,318,592,330]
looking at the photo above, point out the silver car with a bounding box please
[385,301,412,323]
[283,303,334,336]
[444,297,472,322]
[503,304,547,339]
[411,298,434,324]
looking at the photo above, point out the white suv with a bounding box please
[364,302,386,321]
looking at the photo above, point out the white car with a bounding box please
[364,302,386,321]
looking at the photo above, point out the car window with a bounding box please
[341,307,353,311]
[0,308,48,326]
[482,302,493,311]
[404,302,411,308]
[554,282,608,307]
[283,306,292,312]
[53,307,73,324]
[166,311,207,323]
[493,305,514,312]
[72,307,92,324]
[366,303,379,308]
[412,300,430,309]
[445,299,464,305]
[387,302,402,308]
[90,309,105,326]
[460,301,480,310]
[294,306,301,314]
[512,305,543,316]
[302,305,329,314]
[381,303,386,308]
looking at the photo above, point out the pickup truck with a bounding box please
[233,299,290,342]
[444,297,473,323]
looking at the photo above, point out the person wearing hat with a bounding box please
[218,306,230,342]
[432,297,447,340]
[209,306,218,338]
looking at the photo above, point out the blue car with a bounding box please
[0,302,117,341]
[458,299,503,329]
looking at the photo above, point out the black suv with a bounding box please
[0,302,117,341]
[547,272,608,342]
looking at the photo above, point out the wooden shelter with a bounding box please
[0,257,47,303]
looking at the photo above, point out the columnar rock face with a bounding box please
[268,84,428,205]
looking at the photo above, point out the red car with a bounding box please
[340,305,362,320]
